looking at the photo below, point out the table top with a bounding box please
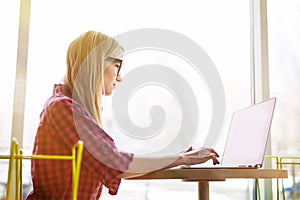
[127,168,288,181]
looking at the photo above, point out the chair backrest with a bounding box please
[5,138,22,200]
[22,141,84,200]
[0,138,22,200]
[0,138,83,200]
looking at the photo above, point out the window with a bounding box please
[268,0,300,197]
[0,1,21,198]
[0,0,20,148]
[8,0,253,199]
[268,0,300,155]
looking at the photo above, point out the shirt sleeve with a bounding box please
[45,96,133,195]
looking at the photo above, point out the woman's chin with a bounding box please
[103,91,113,96]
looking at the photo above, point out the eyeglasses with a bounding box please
[105,57,122,78]
[116,67,121,78]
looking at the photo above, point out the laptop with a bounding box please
[184,97,276,169]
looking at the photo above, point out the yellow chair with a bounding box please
[0,138,22,200]
[278,156,300,200]
[0,138,84,200]
[260,155,300,200]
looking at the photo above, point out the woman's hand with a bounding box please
[181,147,220,166]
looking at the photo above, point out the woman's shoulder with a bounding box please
[47,93,73,107]
[44,94,84,115]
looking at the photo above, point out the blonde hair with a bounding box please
[64,30,122,127]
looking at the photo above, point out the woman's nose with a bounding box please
[116,76,122,82]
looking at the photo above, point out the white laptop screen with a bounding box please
[221,97,276,167]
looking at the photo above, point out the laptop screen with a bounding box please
[221,97,276,167]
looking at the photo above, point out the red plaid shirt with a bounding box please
[26,84,133,200]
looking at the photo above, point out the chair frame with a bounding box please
[255,155,300,200]
[0,138,83,200]
[278,156,300,200]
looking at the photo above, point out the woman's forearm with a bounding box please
[119,154,184,178]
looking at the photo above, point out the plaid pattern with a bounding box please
[26,84,133,200]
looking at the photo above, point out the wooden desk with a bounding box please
[127,168,288,200]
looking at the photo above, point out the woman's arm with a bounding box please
[119,147,219,178]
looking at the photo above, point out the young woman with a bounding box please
[26,30,219,199]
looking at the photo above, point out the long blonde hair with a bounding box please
[64,30,122,127]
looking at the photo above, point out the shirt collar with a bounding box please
[53,84,72,98]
